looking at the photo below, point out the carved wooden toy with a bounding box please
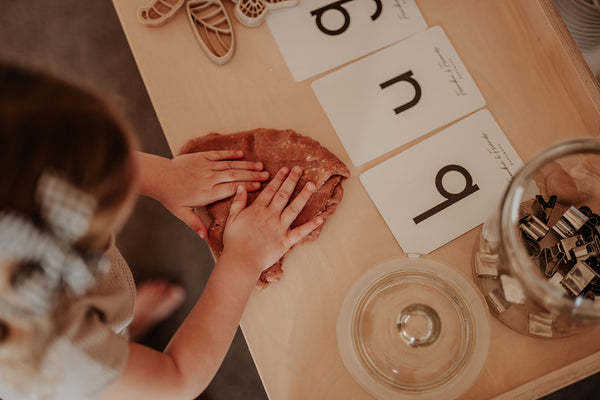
[138,0,186,26]
[137,0,234,65]
[136,0,299,64]
[231,0,298,27]
[187,0,235,65]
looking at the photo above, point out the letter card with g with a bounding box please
[266,0,427,81]
[312,26,486,166]
[360,109,522,254]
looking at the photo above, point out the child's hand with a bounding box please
[222,166,324,275]
[139,151,269,239]
[170,150,268,202]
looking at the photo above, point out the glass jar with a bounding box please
[473,138,600,338]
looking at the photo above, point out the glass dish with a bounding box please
[337,254,490,400]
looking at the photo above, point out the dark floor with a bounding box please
[0,1,599,399]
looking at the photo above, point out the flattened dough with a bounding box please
[180,128,350,288]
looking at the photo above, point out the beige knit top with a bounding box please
[0,243,136,400]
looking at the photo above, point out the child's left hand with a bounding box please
[137,151,269,238]
[221,166,323,274]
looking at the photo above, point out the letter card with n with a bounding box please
[266,0,427,81]
[360,109,523,254]
[312,26,486,166]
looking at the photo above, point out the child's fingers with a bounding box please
[203,149,244,161]
[214,169,269,184]
[212,160,264,172]
[228,185,248,220]
[281,181,316,226]
[180,208,208,239]
[254,167,290,206]
[287,216,324,245]
[269,166,303,212]
[208,182,261,203]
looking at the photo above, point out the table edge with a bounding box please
[538,0,600,114]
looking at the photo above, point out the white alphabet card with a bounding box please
[360,109,522,254]
[312,26,486,166]
[266,0,427,82]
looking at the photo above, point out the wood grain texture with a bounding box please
[112,0,600,398]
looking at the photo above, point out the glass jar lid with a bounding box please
[337,255,490,400]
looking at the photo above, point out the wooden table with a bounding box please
[112,0,600,398]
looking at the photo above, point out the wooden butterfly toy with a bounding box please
[137,0,299,65]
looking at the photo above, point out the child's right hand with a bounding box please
[221,166,324,275]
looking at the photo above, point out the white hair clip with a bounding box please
[36,171,97,244]
[0,172,109,317]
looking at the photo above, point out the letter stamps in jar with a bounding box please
[266,0,426,81]
[312,26,486,166]
[360,109,522,254]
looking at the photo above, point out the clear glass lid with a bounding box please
[337,255,490,400]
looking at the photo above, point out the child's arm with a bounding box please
[135,151,270,238]
[100,166,322,400]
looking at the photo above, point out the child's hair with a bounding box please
[0,63,138,389]
[0,63,138,250]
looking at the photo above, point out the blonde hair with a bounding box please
[0,63,139,389]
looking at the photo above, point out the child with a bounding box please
[0,64,323,400]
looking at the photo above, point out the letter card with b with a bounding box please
[312,26,486,166]
[266,0,427,82]
[360,109,522,254]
